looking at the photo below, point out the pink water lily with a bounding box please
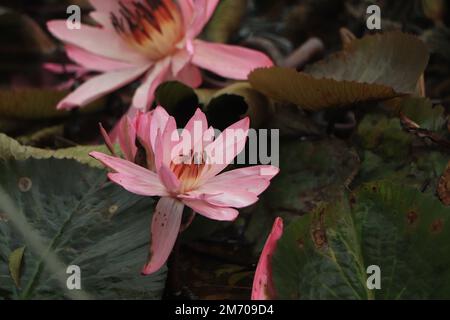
[47,0,273,110]
[252,217,284,300]
[90,107,279,275]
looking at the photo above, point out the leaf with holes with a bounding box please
[272,181,450,299]
[0,158,165,300]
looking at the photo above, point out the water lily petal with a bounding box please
[89,0,119,12]
[178,0,194,30]
[185,189,259,208]
[56,65,149,109]
[89,152,168,196]
[132,58,171,110]
[107,173,168,197]
[150,106,171,152]
[117,116,138,162]
[142,197,184,275]
[89,11,114,29]
[171,48,192,76]
[47,20,145,63]
[182,108,208,150]
[205,165,280,194]
[187,0,220,38]
[99,123,116,156]
[192,39,274,79]
[182,198,239,221]
[176,63,203,88]
[200,117,250,181]
[252,217,284,300]
[158,165,181,194]
[154,116,179,170]
[65,45,133,72]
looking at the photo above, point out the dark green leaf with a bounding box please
[0,133,114,168]
[0,158,166,299]
[273,181,450,299]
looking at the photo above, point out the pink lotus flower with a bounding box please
[47,0,273,110]
[90,107,279,275]
[252,217,284,300]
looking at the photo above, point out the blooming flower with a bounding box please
[90,107,279,275]
[252,217,284,300]
[47,0,273,110]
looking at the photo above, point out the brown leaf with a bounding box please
[249,32,429,111]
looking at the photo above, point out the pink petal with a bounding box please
[142,197,184,275]
[135,111,152,147]
[56,65,149,109]
[158,165,181,194]
[177,0,194,30]
[107,173,168,197]
[252,217,284,300]
[99,123,116,156]
[150,106,170,152]
[47,20,145,63]
[171,49,192,76]
[135,112,156,169]
[182,198,239,221]
[207,165,280,195]
[200,117,250,181]
[192,39,274,80]
[176,63,203,88]
[89,152,168,196]
[89,11,113,29]
[184,189,259,208]
[43,63,85,74]
[65,45,133,72]
[154,116,179,170]
[182,108,208,152]
[117,116,138,162]
[89,0,119,12]
[132,58,170,110]
[187,0,220,38]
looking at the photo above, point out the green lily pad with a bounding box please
[0,133,113,168]
[272,181,450,299]
[355,97,449,189]
[396,97,447,132]
[245,138,360,252]
[357,113,412,161]
[266,138,360,215]
[0,158,165,300]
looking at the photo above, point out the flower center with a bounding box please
[111,0,183,60]
[170,152,208,193]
